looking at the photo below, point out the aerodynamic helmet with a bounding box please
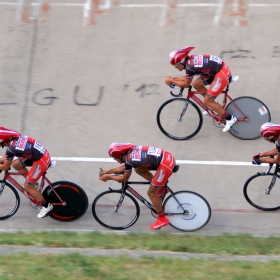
[0,127,20,144]
[108,142,137,158]
[169,46,195,65]
[260,122,280,140]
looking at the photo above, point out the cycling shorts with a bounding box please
[207,63,231,98]
[151,151,176,188]
[20,157,33,167]
[26,150,51,184]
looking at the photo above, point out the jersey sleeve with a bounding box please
[5,147,16,160]
[124,162,133,172]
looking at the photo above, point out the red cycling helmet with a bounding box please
[260,122,280,140]
[0,127,20,144]
[108,142,137,158]
[169,46,195,65]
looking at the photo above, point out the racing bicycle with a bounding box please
[243,161,280,211]
[92,166,211,232]
[157,76,271,140]
[0,161,88,221]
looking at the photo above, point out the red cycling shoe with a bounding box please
[150,216,169,230]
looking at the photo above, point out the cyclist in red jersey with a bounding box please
[165,46,237,132]
[252,123,280,165]
[99,143,177,230]
[0,127,53,218]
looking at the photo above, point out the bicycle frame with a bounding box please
[171,84,248,124]
[0,170,66,206]
[110,181,187,215]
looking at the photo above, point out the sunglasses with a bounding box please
[174,63,185,68]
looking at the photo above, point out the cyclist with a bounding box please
[165,46,237,132]
[99,142,177,230]
[252,122,280,165]
[0,126,53,218]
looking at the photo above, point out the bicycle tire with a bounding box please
[42,181,88,222]
[226,96,271,140]
[92,190,140,230]
[157,98,203,140]
[0,180,20,220]
[243,173,280,211]
[163,191,211,232]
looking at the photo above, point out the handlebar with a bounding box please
[170,87,185,97]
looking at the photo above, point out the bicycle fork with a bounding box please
[264,163,277,195]
[265,176,276,195]
[0,181,5,195]
[177,100,190,122]
[113,191,126,213]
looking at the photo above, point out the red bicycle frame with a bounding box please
[173,84,249,124]
[1,170,66,206]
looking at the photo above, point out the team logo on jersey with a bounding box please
[15,135,28,151]
[194,55,204,67]
[132,149,141,161]
[147,147,162,157]
[34,141,45,154]
[210,55,222,65]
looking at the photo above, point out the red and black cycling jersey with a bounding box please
[125,146,163,172]
[5,135,46,161]
[185,54,223,79]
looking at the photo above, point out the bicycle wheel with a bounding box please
[163,191,211,232]
[0,181,20,220]
[157,98,203,140]
[243,173,280,211]
[92,190,140,230]
[226,96,271,140]
[42,181,88,222]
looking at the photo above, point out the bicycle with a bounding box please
[0,160,88,221]
[92,166,211,232]
[243,161,280,211]
[157,76,271,140]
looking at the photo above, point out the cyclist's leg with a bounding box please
[193,76,212,116]
[206,63,236,131]
[205,63,231,114]
[11,158,29,173]
[134,167,153,181]
[192,76,208,94]
[24,151,52,217]
[149,151,175,230]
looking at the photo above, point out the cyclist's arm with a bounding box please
[99,169,131,183]
[0,158,12,170]
[103,165,125,174]
[165,76,192,88]
[259,148,280,164]
[0,155,6,164]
